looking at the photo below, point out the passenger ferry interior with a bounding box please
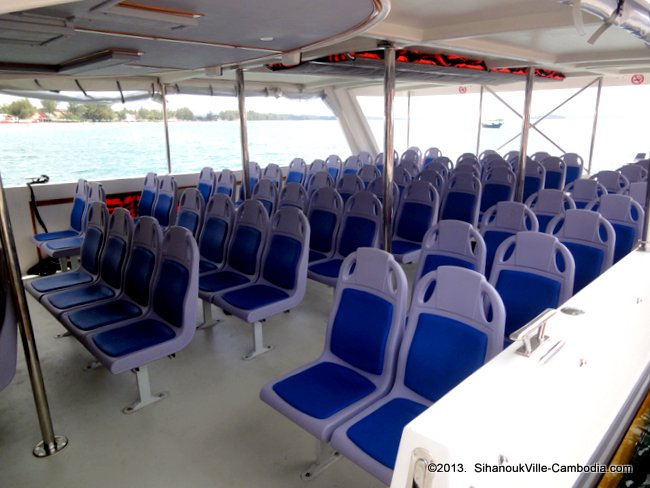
[1,0,650,486]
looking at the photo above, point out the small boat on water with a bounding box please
[481,118,504,128]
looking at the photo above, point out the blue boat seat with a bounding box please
[358,164,380,190]
[490,231,575,338]
[479,201,538,279]
[31,178,88,244]
[197,167,217,203]
[336,173,364,204]
[525,188,576,232]
[561,152,584,186]
[542,156,567,190]
[252,178,279,216]
[330,266,505,484]
[215,168,236,199]
[422,147,442,167]
[58,216,163,338]
[175,188,204,238]
[440,172,482,226]
[590,170,630,194]
[367,176,400,218]
[309,158,329,183]
[547,209,615,294]
[262,163,282,190]
[523,158,545,202]
[565,178,607,209]
[342,155,363,176]
[391,180,439,264]
[306,171,334,199]
[237,161,261,203]
[309,191,382,287]
[619,163,648,184]
[417,168,445,196]
[278,182,308,214]
[261,248,408,443]
[286,157,307,185]
[480,166,515,214]
[586,194,644,263]
[197,194,235,274]
[151,174,177,227]
[307,187,344,263]
[137,173,158,217]
[26,201,108,301]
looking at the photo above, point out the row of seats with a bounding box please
[260,248,506,484]
[26,202,199,412]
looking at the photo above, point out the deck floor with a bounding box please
[0,274,398,488]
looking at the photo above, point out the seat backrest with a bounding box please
[80,202,109,276]
[480,201,539,278]
[393,180,439,244]
[307,170,335,197]
[308,187,344,259]
[440,172,482,226]
[586,193,644,263]
[0,247,17,391]
[336,173,364,203]
[279,182,309,213]
[423,147,442,166]
[343,155,363,175]
[619,163,648,183]
[542,156,567,190]
[547,209,615,294]
[87,181,105,207]
[324,155,341,181]
[531,151,551,162]
[322,248,407,380]
[151,226,199,340]
[481,157,510,179]
[456,152,478,167]
[414,220,486,287]
[258,207,310,293]
[561,152,584,185]
[69,178,89,231]
[335,191,382,258]
[152,174,177,226]
[590,170,630,194]
[252,178,279,216]
[197,167,216,203]
[138,173,158,217]
[480,166,516,213]
[565,178,607,209]
[224,199,269,278]
[357,151,373,166]
[98,207,134,290]
[175,188,205,238]
[478,149,500,163]
[286,157,307,185]
[367,176,400,217]
[418,168,445,196]
[239,161,262,201]
[490,231,575,336]
[397,160,420,179]
[629,181,648,211]
[215,168,236,199]
[525,188,576,232]
[523,159,546,202]
[400,149,420,168]
[263,163,282,189]
[358,164,381,189]
[395,266,505,404]
[198,193,235,269]
[123,216,164,307]
[393,164,414,197]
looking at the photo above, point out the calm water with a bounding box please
[0,116,642,187]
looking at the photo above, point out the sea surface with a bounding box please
[0,117,644,187]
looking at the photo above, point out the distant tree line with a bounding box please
[1,98,333,122]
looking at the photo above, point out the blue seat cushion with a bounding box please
[346,398,427,468]
[483,230,512,278]
[495,270,562,336]
[92,318,175,357]
[563,241,604,294]
[286,172,303,184]
[396,202,433,242]
[47,283,114,310]
[309,259,343,279]
[523,177,541,202]
[198,182,212,202]
[419,254,476,281]
[441,193,476,223]
[405,314,487,402]
[221,284,289,311]
[331,289,393,375]
[33,229,78,242]
[391,240,421,255]
[481,184,511,213]
[229,226,262,275]
[153,193,173,226]
[309,250,328,263]
[177,212,199,235]
[338,216,376,257]
[536,214,553,233]
[272,361,376,419]
[544,172,563,189]
[263,235,302,289]
[199,270,249,293]
[138,190,155,216]
[30,270,93,293]
[68,299,142,331]
[565,166,581,186]
[612,223,636,263]
[216,186,232,196]
[124,247,156,307]
[309,209,337,254]
[199,218,228,265]
[199,259,219,274]
[44,235,83,251]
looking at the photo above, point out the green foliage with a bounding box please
[40,99,58,113]
[173,107,194,120]
[4,99,36,119]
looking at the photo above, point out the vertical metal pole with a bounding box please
[476,85,484,156]
[237,68,251,200]
[587,77,603,176]
[0,173,67,457]
[515,67,535,202]
[382,43,396,252]
[160,83,172,174]
[406,90,411,148]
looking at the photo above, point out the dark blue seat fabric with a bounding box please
[33,196,86,242]
[309,209,338,257]
[68,299,142,331]
[395,202,433,242]
[404,315,487,402]
[123,247,156,307]
[346,398,427,469]
[286,171,303,184]
[199,260,219,273]
[262,235,302,289]
[199,270,250,292]
[92,318,175,357]
[100,235,129,289]
[390,240,421,255]
[545,172,563,190]
[330,289,393,375]
[228,226,262,275]
[199,219,229,267]
[523,177,541,202]
[575,200,588,209]
[309,258,344,278]
[177,212,200,236]
[440,193,476,223]
[31,270,93,293]
[154,260,190,327]
[138,189,156,216]
[47,283,115,309]
[309,250,328,263]
[338,217,376,257]
[480,184,511,213]
[536,214,553,232]
[421,254,476,276]
[565,166,581,186]
[198,182,212,203]
[216,187,231,196]
[563,242,604,294]
[44,235,83,251]
[153,193,173,226]
[495,270,562,336]
[483,230,512,278]
[220,284,289,310]
[33,229,78,242]
[271,361,376,419]
[612,223,636,263]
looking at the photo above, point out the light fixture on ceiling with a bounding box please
[58,48,143,74]
[0,0,83,16]
[93,1,204,27]
[259,36,274,42]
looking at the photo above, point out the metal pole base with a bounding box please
[300,441,340,480]
[33,435,68,457]
[83,360,102,371]
[197,300,222,329]
[242,321,272,360]
[122,366,168,414]
[54,330,71,339]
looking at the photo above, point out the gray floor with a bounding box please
[0,276,391,488]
